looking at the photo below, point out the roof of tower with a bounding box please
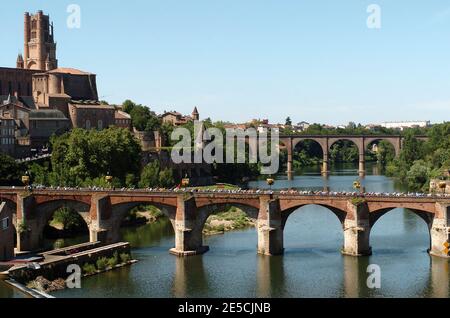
[17,54,24,62]
[192,106,199,114]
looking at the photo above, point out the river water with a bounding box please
[3,163,449,298]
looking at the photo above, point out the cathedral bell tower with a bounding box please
[23,11,58,71]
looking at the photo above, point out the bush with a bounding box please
[52,207,84,231]
[82,263,96,275]
[96,257,109,271]
[107,252,119,268]
[119,253,131,264]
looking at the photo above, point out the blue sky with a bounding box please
[1,0,450,125]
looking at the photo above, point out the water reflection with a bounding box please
[342,256,371,298]
[430,256,449,298]
[256,255,285,298]
[172,256,208,298]
[121,218,174,248]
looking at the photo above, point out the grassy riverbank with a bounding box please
[124,203,255,236]
[203,207,255,236]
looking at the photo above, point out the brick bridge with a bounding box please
[278,135,428,178]
[0,188,448,259]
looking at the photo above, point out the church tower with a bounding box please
[192,106,199,121]
[23,11,58,71]
[16,54,24,68]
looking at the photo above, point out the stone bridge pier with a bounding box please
[170,196,209,256]
[257,197,284,256]
[430,203,450,258]
[256,199,373,257]
[342,201,372,256]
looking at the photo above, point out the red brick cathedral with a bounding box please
[0,11,131,157]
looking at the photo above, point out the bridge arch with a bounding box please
[369,207,435,229]
[32,199,91,247]
[281,204,347,230]
[106,201,177,244]
[292,138,326,156]
[364,137,400,157]
[369,207,434,253]
[328,138,363,156]
[196,202,259,234]
[110,201,177,228]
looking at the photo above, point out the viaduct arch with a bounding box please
[279,135,426,179]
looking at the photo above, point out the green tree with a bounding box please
[122,99,136,114]
[285,117,292,126]
[127,103,161,132]
[138,161,176,188]
[50,127,141,187]
[158,168,175,188]
[406,160,431,190]
[52,207,84,231]
[0,154,21,186]
[399,131,425,166]
[139,161,161,188]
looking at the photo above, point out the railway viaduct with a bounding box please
[278,135,428,178]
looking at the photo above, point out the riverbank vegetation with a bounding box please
[385,123,450,191]
[203,206,255,236]
[44,207,88,240]
[26,252,135,293]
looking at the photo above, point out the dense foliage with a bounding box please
[139,160,176,188]
[0,154,21,186]
[26,127,176,188]
[386,123,450,191]
[122,100,161,132]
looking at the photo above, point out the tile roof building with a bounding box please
[0,10,131,157]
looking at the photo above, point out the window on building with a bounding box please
[1,217,8,231]
[8,82,12,94]
[18,83,21,96]
[27,83,31,96]
[98,120,103,130]
[86,120,91,130]
[0,80,2,95]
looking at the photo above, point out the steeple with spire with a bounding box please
[16,54,24,68]
[192,106,199,121]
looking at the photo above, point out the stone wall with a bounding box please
[0,202,15,261]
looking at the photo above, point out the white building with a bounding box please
[380,121,431,130]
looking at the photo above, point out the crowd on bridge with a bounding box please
[3,184,449,199]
